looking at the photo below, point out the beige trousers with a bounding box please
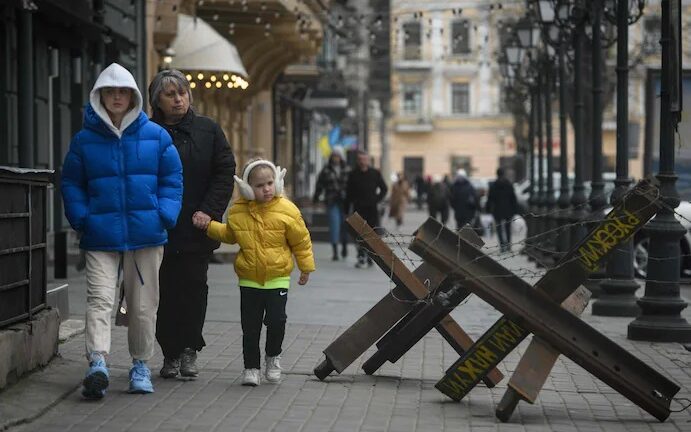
[84,246,163,361]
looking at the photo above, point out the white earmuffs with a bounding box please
[234,159,286,200]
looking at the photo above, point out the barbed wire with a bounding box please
[349,187,691,308]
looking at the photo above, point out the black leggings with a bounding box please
[240,287,288,369]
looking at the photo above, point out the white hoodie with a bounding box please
[89,63,143,138]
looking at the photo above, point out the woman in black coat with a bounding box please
[149,69,236,379]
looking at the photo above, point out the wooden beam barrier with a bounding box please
[314,213,503,388]
[409,179,680,421]
[495,286,591,422]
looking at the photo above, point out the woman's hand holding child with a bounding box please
[192,211,211,230]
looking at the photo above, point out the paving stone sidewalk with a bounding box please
[3,209,691,431]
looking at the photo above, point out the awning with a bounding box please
[169,14,248,79]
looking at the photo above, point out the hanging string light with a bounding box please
[185,71,249,92]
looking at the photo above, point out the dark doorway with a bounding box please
[403,156,423,182]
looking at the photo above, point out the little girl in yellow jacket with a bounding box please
[204,158,315,386]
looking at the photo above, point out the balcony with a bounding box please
[395,117,434,133]
[394,45,433,71]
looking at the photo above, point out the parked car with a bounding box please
[512,174,691,278]
[515,173,616,213]
[514,173,576,213]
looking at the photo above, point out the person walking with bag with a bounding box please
[313,146,349,260]
[485,168,518,252]
[203,158,315,386]
[61,63,183,399]
[148,69,236,380]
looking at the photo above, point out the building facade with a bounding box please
[0,0,148,245]
[386,1,519,183]
[383,0,691,188]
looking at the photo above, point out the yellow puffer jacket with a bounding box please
[206,196,315,286]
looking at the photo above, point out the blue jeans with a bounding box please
[327,204,343,245]
[495,217,512,250]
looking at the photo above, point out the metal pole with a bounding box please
[380,106,390,184]
[593,0,640,316]
[585,0,607,298]
[556,40,571,259]
[136,0,147,112]
[628,0,691,341]
[17,7,34,168]
[526,88,537,257]
[94,0,105,68]
[570,18,588,247]
[543,57,556,266]
[536,73,546,263]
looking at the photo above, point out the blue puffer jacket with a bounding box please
[61,64,182,251]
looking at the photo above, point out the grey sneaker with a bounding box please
[180,348,199,378]
[242,368,260,386]
[159,357,180,379]
[265,355,282,383]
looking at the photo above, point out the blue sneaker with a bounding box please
[128,359,154,394]
[82,353,109,400]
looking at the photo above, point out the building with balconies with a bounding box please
[384,1,519,182]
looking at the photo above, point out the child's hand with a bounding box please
[298,272,310,285]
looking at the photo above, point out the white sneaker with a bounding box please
[265,356,282,383]
[242,368,260,386]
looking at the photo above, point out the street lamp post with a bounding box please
[565,1,590,251]
[535,0,573,260]
[556,39,571,257]
[593,0,646,316]
[542,52,557,266]
[536,71,546,262]
[584,0,609,298]
[516,18,545,261]
[505,39,540,259]
[628,0,691,341]
[525,86,537,255]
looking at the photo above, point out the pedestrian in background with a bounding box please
[345,150,388,268]
[149,69,236,380]
[485,168,518,252]
[389,173,410,228]
[413,175,426,210]
[61,63,183,399]
[205,159,315,386]
[313,146,350,261]
[427,174,451,225]
[449,169,478,230]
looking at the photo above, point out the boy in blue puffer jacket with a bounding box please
[61,63,183,399]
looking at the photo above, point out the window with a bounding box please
[403,22,421,60]
[451,20,470,55]
[643,17,661,55]
[403,157,424,184]
[498,86,509,114]
[450,156,472,177]
[451,83,470,114]
[402,83,422,115]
